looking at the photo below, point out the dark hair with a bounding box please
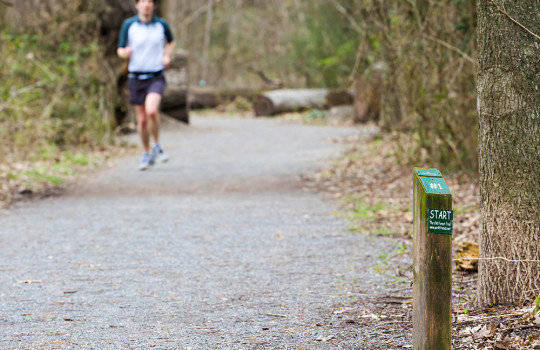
[135,0,156,3]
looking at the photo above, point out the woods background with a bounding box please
[1,0,539,316]
[1,0,478,174]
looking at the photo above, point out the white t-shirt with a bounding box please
[118,15,174,73]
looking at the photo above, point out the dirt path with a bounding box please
[0,116,407,349]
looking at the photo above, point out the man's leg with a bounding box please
[135,105,151,153]
[145,92,162,144]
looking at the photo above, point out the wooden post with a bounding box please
[413,168,453,349]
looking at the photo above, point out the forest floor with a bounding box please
[1,109,538,349]
[207,107,540,349]
[295,112,540,350]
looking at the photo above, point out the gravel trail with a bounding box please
[0,116,394,349]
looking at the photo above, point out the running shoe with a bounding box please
[139,152,154,170]
[152,143,169,163]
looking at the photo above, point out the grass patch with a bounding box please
[24,169,65,185]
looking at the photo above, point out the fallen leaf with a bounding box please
[489,322,497,336]
[476,325,493,338]
[459,327,472,336]
[315,335,334,342]
[333,307,356,314]
[359,313,379,319]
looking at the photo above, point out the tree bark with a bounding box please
[477,0,540,306]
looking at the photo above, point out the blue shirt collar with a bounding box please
[136,15,156,24]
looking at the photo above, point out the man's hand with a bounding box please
[163,41,175,69]
[117,47,133,60]
[162,55,171,68]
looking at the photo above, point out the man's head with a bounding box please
[135,0,155,19]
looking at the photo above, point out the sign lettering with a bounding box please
[427,208,454,234]
[420,177,452,195]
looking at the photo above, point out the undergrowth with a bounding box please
[0,2,117,205]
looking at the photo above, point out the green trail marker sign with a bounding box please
[415,169,442,177]
[428,208,454,234]
[413,168,453,350]
[419,177,452,195]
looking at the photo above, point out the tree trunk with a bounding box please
[354,70,382,123]
[477,0,540,306]
[100,0,136,56]
[161,50,189,124]
[253,89,353,116]
[200,0,214,84]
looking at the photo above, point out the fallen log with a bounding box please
[326,90,354,107]
[253,89,353,117]
[189,87,258,109]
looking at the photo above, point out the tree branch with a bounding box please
[491,1,540,41]
[423,34,475,64]
[181,4,209,27]
[328,0,363,34]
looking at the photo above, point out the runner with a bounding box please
[118,0,175,170]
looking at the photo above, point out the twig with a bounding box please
[181,1,224,28]
[406,0,427,31]
[523,288,540,294]
[457,272,465,306]
[328,0,363,34]
[422,34,475,64]
[30,59,56,81]
[39,78,66,120]
[457,312,529,324]
[491,1,540,41]
[505,324,538,332]
[379,320,410,325]
[346,42,364,88]
[468,328,477,342]
[261,313,287,318]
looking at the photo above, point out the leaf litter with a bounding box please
[304,125,539,349]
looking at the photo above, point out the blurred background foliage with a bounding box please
[174,0,478,172]
[0,0,117,201]
[0,0,478,177]
[1,1,115,162]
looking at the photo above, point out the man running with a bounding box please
[118,0,175,170]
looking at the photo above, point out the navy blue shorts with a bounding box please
[128,74,166,106]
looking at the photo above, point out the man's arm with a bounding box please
[163,41,175,68]
[117,18,134,60]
